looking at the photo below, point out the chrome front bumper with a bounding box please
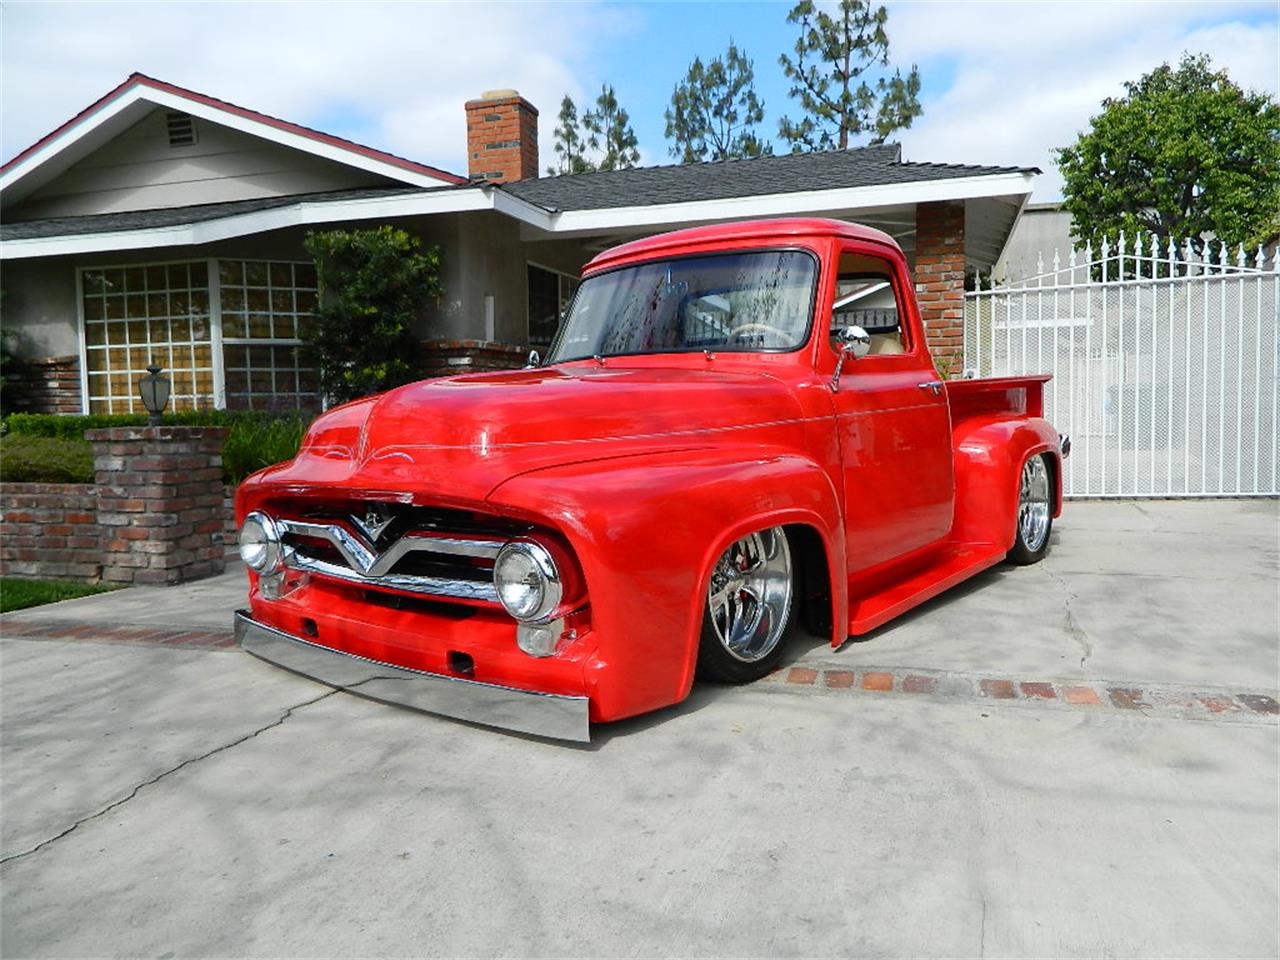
[234,611,591,742]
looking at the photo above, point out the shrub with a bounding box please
[2,410,311,485]
[0,434,94,484]
[304,225,442,405]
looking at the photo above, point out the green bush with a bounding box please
[0,434,95,484]
[2,410,311,485]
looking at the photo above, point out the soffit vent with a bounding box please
[166,112,197,147]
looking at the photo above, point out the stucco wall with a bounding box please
[9,108,397,220]
[2,216,599,363]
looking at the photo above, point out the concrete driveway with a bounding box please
[2,499,1276,958]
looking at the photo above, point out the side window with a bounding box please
[829,252,907,357]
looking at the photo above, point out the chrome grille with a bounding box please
[277,513,508,603]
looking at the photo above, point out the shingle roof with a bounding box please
[505,143,1037,213]
[0,185,450,240]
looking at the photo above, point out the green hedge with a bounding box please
[2,410,311,485]
[0,434,95,484]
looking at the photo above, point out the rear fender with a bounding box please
[951,416,1063,548]
[486,447,846,722]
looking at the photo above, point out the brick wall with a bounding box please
[0,427,230,585]
[464,90,539,183]
[422,339,528,378]
[4,355,81,414]
[0,484,102,579]
[914,201,966,375]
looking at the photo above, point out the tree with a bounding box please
[665,41,772,163]
[777,0,922,152]
[302,226,442,405]
[547,95,594,176]
[1057,54,1280,251]
[583,85,640,171]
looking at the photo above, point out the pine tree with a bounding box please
[583,85,640,171]
[547,95,594,176]
[665,41,771,163]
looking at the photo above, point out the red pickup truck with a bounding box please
[234,218,1066,741]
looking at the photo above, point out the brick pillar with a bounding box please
[86,426,229,585]
[914,200,966,376]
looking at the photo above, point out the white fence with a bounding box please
[965,235,1279,498]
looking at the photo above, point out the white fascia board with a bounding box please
[0,91,145,197]
[1,86,458,200]
[543,171,1036,237]
[0,188,502,260]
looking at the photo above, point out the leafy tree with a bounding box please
[1057,54,1280,251]
[302,226,442,405]
[777,0,922,152]
[547,95,594,176]
[665,41,772,163]
[583,84,640,171]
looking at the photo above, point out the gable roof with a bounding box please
[506,143,1038,213]
[0,73,466,207]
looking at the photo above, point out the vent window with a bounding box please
[166,112,197,147]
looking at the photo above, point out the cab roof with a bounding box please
[584,217,900,273]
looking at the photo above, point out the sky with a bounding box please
[2,0,1277,201]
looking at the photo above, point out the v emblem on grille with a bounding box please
[351,504,395,544]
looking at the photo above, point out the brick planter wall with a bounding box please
[1,427,230,585]
[422,339,528,378]
[0,484,102,579]
[914,201,966,375]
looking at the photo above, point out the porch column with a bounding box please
[913,201,966,376]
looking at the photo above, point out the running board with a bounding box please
[847,542,1007,636]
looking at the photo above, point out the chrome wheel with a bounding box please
[1018,455,1051,553]
[707,527,793,663]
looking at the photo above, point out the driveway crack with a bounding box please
[1047,568,1093,669]
[0,689,338,867]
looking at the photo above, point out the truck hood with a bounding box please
[252,365,805,506]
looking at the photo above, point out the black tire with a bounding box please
[696,527,799,684]
[1007,453,1053,565]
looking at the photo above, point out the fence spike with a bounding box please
[1069,245,1078,270]
[1184,237,1196,275]
[1236,243,1246,268]
[1217,239,1228,270]
[1166,235,1177,278]
[1256,244,1266,270]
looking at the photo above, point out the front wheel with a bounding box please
[697,527,797,684]
[1007,453,1053,565]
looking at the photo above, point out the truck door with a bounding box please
[828,247,954,575]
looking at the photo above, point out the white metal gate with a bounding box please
[965,235,1279,498]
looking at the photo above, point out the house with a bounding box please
[0,73,1038,415]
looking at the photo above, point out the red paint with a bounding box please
[237,217,1066,726]
[2,73,467,185]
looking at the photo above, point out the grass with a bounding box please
[0,577,122,613]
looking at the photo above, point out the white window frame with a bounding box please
[75,256,315,414]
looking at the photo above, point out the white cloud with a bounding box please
[886,0,1279,199]
[0,1,632,174]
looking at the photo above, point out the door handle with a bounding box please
[917,380,944,395]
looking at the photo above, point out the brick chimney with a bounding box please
[464,89,539,183]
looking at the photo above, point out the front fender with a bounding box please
[486,447,846,722]
[951,415,1063,548]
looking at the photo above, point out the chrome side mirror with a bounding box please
[830,325,871,390]
[525,349,541,369]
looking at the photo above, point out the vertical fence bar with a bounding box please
[1254,246,1264,494]
[1117,233,1126,496]
[1218,241,1228,494]
[1273,252,1278,494]
[1166,237,1176,495]
[1083,241,1093,495]
[1185,238,1195,495]
[1101,236,1110,495]
[1235,244,1245,494]
[1148,234,1157,495]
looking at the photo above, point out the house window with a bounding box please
[527,263,579,349]
[218,260,318,411]
[81,262,214,413]
[78,259,319,414]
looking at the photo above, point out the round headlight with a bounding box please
[239,511,282,573]
[494,540,562,623]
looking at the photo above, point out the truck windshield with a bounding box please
[548,250,817,362]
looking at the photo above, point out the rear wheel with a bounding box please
[697,527,797,683]
[1007,453,1053,565]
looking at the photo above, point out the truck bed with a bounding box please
[946,374,1052,425]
